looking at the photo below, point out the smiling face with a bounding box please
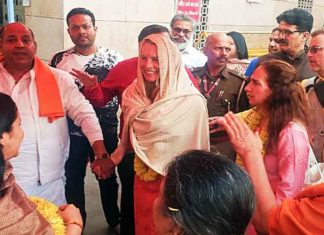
[245,66,272,108]
[139,41,160,83]
[0,23,37,71]
[67,14,97,50]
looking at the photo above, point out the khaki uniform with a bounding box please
[192,64,249,160]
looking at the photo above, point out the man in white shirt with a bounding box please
[170,14,207,69]
[0,22,108,206]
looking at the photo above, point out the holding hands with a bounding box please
[91,157,116,179]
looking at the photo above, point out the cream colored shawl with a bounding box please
[0,163,53,235]
[121,34,210,175]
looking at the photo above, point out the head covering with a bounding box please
[227,31,249,59]
[135,34,194,102]
[121,34,210,175]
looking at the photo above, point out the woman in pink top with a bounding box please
[211,59,309,204]
[239,59,310,202]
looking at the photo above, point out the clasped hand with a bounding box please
[91,157,116,179]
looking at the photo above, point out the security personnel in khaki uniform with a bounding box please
[192,32,249,160]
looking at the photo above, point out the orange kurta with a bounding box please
[269,183,324,235]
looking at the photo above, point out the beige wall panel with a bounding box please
[63,0,127,21]
[125,0,175,22]
[24,15,65,61]
[25,0,63,18]
[95,21,170,58]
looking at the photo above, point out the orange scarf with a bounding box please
[34,57,64,122]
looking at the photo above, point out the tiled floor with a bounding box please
[83,168,119,235]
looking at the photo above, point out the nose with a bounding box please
[15,39,24,47]
[307,50,313,57]
[278,33,285,40]
[143,58,153,68]
[178,31,185,37]
[245,82,251,92]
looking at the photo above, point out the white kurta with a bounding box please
[0,62,103,205]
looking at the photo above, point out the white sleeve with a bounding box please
[54,68,103,144]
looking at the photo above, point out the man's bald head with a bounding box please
[205,32,230,48]
[204,32,231,69]
[0,22,35,41]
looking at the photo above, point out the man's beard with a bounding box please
[171,36,192,51]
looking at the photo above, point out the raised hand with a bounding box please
[216,112,262,160]
[70,68,98,89]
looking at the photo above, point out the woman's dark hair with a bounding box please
[162,150,255,235]
[0,93,18,194]
[260,59,310,152]
[227,31,249,59]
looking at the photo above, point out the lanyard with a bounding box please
[203,76,220,98]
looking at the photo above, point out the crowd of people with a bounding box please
[0,5,324,235]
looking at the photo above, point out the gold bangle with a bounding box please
[66,221,83,230]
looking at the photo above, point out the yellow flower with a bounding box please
[29,196,66,235]
[236,108,269,166]
[134,155,159,182]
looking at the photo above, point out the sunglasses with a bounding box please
[308,46,324,54]
[172,27,192,35]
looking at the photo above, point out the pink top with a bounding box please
[264,122,309,203]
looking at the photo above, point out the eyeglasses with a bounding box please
[172,27,192,35]
[308,46,324,54]
[276,28,304,36]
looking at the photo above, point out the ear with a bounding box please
[94,25,98,33]
[302,31,310,43]
[67,27,71,36]
[203,46,208,56]
[0,132,10,147]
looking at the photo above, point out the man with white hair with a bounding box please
[170,14,206,69]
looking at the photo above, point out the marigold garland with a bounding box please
[236,108,269,166]
[134,155,159,182]
[29,196,65,235]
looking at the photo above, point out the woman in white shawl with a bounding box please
[94,34,209,235]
